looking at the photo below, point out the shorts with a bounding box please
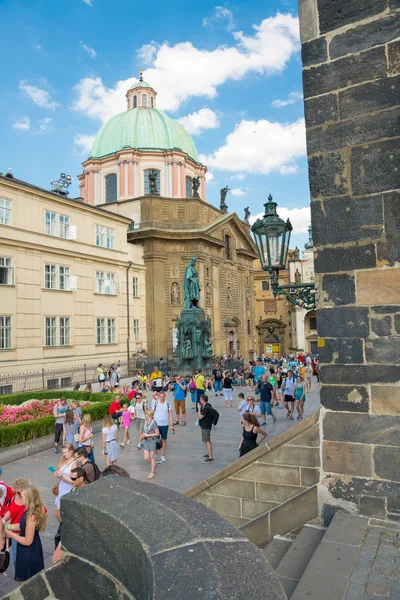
[54,423,64,443]
[174,399,186,415]
[223,388,233,401]
[260,401,272,416]
[158,425,169,440]
[284,394,295,404]
[135,418,145,432]
[214,380,223,392]
[201,428,211,443]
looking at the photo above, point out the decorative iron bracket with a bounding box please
[269,270,316,310]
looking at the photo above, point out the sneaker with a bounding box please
[261,421,267,426]
[203,457,214,463]
[54,447,59,453]
[156,459,163,464]
[278,405,284,409]
[137,443,141,449]
[195,419,199,426]
[160,455,166,463]
[272,416,277,424]
[286,412,290,419]
[127,440,130,445]
[120,443,125,448]
[202,454,209,458]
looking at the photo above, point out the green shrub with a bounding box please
[0,397,114,448]
[0,391,118,407]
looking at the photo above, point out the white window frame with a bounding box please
[59,317,70,346]
[105,273,115,295]
[95,225,115,249]
[95,271,105,294]
[44,264,57,289]
[96,318,116,344]
[59,215,70,239]
[44,211,57,236]
[0,257,13,285]
[45,316,71,347]
[44,211,71,238]
[59,266,70,291]
[133,319,139,342]
[0,199,12,226]
[132,276,139,297]
[45,317,57,347]
[142,94,147,107]
[0,316,12,349]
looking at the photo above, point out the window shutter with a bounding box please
[69,275,78,291]
[69,225,77,240]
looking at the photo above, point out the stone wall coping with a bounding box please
[185,410,320,499]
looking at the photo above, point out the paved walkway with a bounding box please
[0,380,320,597]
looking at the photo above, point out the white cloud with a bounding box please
[250,205,311,235]
[38,117,52,132]
[80,41,97,58]
[83,0,92,5]
[137,43,158,66]
[203,117,306,175]
[279,164,298,175]
[12,116,30,131]
[36,44,42,50]
[229,173,245,181]
[19,80,59,109]
[205,171,214,182]
[74,133,95,154]
[73,12,300,119]
[177,108,220,135]
[231,187,246,196]
[271,91,303,108]
[203,6,235,31]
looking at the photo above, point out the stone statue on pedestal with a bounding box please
[148,171,159,195]
[295,268,302,284]
[220,186,229,213]
[183,257,201,309]
[192,176,201,198]
[244,207,250,224]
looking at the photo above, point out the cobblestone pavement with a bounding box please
[346,521,400,600]
[0,379,321,597]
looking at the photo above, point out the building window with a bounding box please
[59,267,70,291]
[262,280,270,291]
[144,170,160,195]
[133,95,137,108]
[142,94,147,107]
[105,174,117,204]
[151,97,154,108]
[185,176,192,198]
[44,264,57,289]
[95,271,115,294]
[59,317,70,346]
[132,276,139,297]
[133,319,139,341]
[95,225,114,249]
[96,318,116,344]
[247,319,251,336]
[45,317,57,346]
[44,211,70,238]
[309,317,317,331]
[0,199,11,226]
[59,215,70,239]
[206,267,210,278]
[224,234,232,260]
[0,316,11,349]
[0,257,13,285]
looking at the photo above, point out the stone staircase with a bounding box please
[186,410,320,546]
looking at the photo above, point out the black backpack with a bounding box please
[91,461,101,481]
[211,408,220,427]
[0,540,10,574]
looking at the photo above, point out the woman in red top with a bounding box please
[2,478,30,565]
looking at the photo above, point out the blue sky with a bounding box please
[0,0,311,249]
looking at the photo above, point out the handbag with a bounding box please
[52,483,59,496]
[155,437,162,451]
[0,539,10,574]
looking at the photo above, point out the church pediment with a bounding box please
[200,212,258,258]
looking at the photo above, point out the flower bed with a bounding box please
[0,391,117,448]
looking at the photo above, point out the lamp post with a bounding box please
[251,194,316,310]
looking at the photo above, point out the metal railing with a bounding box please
[0,357,246,395]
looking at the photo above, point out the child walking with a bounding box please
[120,403,132,448]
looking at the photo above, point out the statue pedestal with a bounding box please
[176,307,213,370]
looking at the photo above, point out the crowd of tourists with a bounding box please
[0,353,316,587]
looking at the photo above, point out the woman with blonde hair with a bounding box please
[5,485,47,582]
[53,443,77,523]
[102,414,120,467]
[79,413,94,462]
[2,478,31,565]
[142,408,160,480]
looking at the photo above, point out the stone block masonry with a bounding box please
[298,0,400,521]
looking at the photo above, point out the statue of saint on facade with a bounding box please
[148,171,159,195]
[171,281,180,304]
[293,247,300,260]
[294,268,302,284]
[244,206,250,224]
[192,176,201,198]
[183,257,201,309]
[182,337,192,357]
[220,186,229,213]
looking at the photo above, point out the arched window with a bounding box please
[151,97,154,108]
[133,95,137,108]
[142,94,147,107]
[185,176,192,198]
[105,173,117,204]
[144,169,160,195]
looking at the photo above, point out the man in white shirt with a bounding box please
[151,391,174,463]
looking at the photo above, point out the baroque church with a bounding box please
[78,75,258,359]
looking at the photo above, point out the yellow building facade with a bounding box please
[0,174,146,381]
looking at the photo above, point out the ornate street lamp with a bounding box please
[251,194,316,310]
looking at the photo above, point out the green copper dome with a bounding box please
[89,108,199,162]
[130,80,153,89]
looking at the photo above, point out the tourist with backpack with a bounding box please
[151,391,174,464]
[189,374,197,409]
[74,447,101,483]
[198,394,215,463]
[212,365,223,396]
